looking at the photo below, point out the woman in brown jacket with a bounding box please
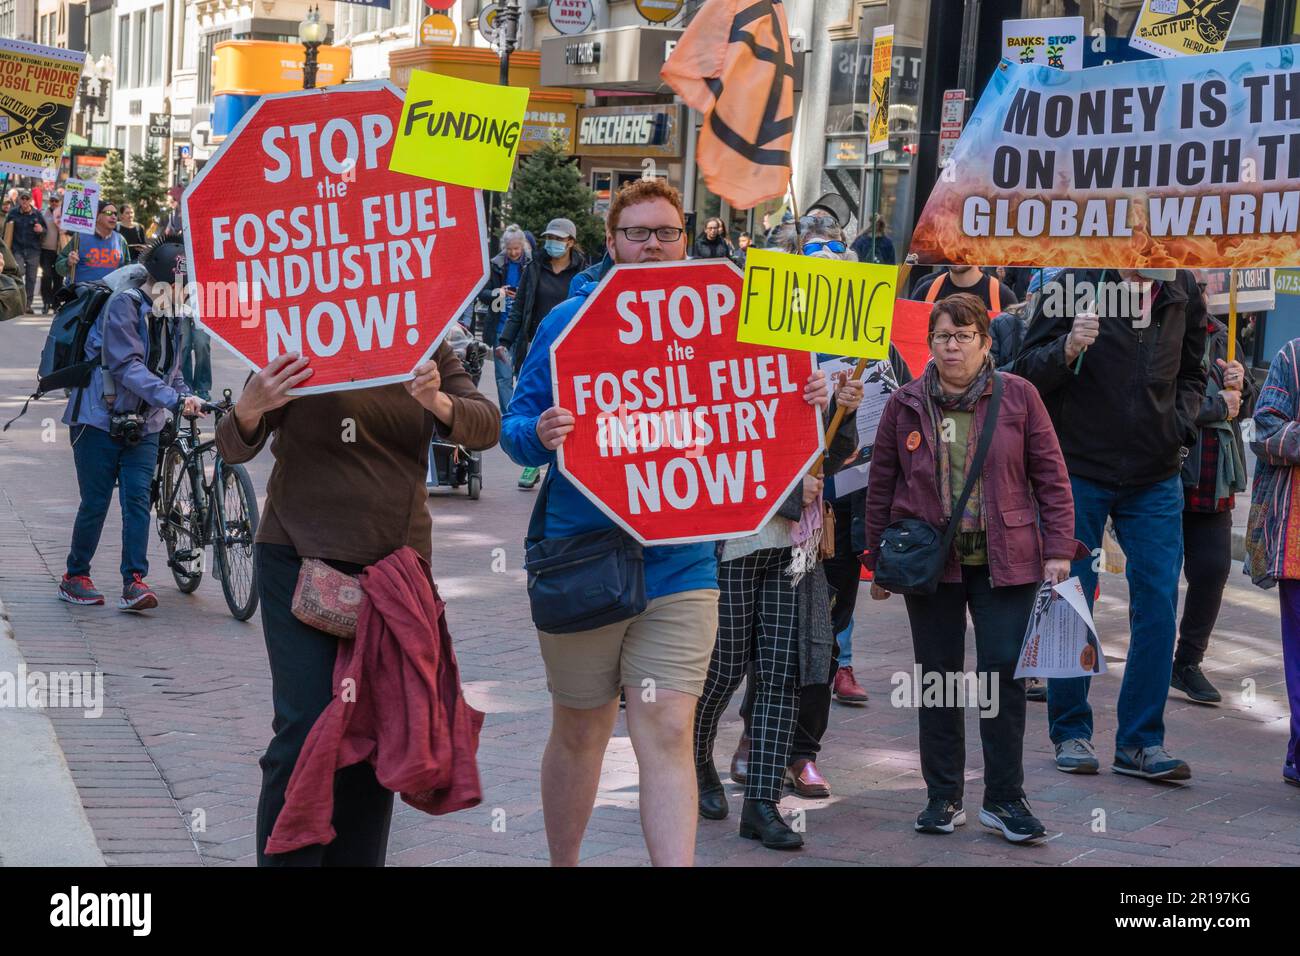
[864,293,1082,845]
[216,347,500,866]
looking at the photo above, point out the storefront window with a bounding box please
[823,0,929,257]
[1019,0,1266,60]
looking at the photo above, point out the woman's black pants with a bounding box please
[902,564,1037,804]
[1176,508,1233,667]
[254,543,394,867]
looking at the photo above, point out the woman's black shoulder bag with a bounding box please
[523,469,647,634]
[873,373,1003,596]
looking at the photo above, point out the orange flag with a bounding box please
[660,0,795,210]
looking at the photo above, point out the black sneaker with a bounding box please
[979,797,1048,844]
[1025,678,1047,702]
[914,797,965,834]
[1170,663,1221,705]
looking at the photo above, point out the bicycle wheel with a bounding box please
[159,444,204,593]
[214,462,260,621]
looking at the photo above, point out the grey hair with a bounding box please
[774,220,848,255]
[501,224,527,248]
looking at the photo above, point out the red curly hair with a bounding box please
[607,178,685,233]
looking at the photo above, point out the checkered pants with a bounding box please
[693,547,801,802]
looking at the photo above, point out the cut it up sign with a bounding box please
[183,81,488,393]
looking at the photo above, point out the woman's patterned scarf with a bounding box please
[923,356,994,532]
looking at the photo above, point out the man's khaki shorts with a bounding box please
[537,588,720,709]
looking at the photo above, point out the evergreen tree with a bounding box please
[98,149,127,209]
[126,143,168,228]
[505,137,604,258]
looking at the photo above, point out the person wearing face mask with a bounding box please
[498,217,587,489]
[1013,268,1207,782]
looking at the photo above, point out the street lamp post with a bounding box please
[496,0,521,86]
[299,5,327,90]
[77,55,113,145]
[488,0,521,253]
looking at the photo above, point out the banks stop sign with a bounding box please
[552,260,824,545]
[183,81,487,393]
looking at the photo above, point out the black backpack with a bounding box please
[3,281,117,431]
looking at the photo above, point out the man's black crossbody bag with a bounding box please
[523,469,646,634]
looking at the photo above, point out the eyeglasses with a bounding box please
[100,209,118,217]
[928,330,982,346]
[802,240,846,255]
[616,226,685,242]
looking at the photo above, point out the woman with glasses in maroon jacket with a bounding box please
[864,292,1084,845]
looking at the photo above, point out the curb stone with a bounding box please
[0,596,105,867]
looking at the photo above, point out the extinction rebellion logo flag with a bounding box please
[660,0,795,209]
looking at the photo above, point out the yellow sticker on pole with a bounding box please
[867,24,894,156]
[737,248,898,359]
[388,70,529,191]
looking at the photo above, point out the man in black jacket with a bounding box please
[1013,268,1207,783]
[689,217,732,259]
[498,217,587,488]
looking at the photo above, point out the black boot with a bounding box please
[739,799,803,849]
[697,762,728,820]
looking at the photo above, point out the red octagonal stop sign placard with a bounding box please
[552,260,824,545]
[183,81,487,393]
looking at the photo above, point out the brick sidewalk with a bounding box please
[0,311,1297,866]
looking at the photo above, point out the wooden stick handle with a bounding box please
[1226,267,1237,363]
[810,264,914,478]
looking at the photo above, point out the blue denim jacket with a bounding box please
[62,288,190,435]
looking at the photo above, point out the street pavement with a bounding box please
[0,310,1297,867]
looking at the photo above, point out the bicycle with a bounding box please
[150,387,260,621]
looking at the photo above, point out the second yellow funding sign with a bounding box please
[737,248,898,360]
[389,70,530,191]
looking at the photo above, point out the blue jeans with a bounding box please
[67,424,159,586]
[182,318,212,400]
[494,349,514,413]
[836,621,853,668]
[1047,473,1183,750]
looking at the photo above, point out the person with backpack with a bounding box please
[56,202,129,285]
[57,235,204,611]
[910,264,1019,314]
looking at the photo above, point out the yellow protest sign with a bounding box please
[389,70,529,191]
[867,24,893,155]
[1129,0,1242,59]
[737,248,898,359]
[0,39,86,178]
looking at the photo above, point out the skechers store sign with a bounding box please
[575,105,684,158]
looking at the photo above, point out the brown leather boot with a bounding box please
[730,734,750,784]
[786,757,831,798]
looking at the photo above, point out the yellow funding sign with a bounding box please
[1129,0,1242,59]
[736,248,898,359]
[867,24,893,156]
[389,69,529,191]
[0,39,86,178]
